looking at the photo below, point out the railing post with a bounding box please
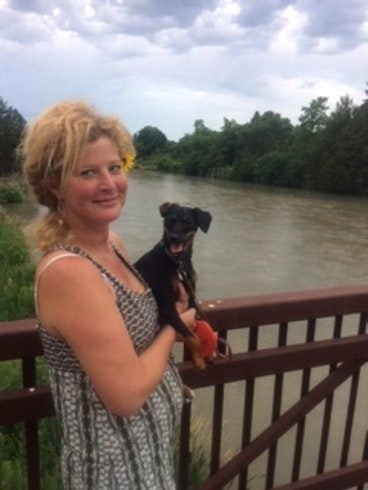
[22,357,40,490]
[178,399,192,490]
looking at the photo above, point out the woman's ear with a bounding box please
[48,184,61,201]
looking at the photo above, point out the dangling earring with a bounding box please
[57,200,64,227]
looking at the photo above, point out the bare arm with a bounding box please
[37,256,194,417]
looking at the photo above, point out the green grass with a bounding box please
[0,210,62,490]
[173,415,210,488]
[0,210,35,321]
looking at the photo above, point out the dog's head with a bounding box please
[159,202,212,256]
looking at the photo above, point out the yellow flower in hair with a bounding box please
[122,153,135,172]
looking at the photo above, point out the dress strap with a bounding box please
[39,252,80,275]
[34,252,81,317]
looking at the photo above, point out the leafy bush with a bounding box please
[137,153,184,173]
[253,150,292,186]
[0,179,24,203]
[153,153,183,173]
[231,156,256,182]
[0,213,35,321]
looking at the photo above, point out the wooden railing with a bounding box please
[1,285,368,489]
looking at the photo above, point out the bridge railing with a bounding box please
[1,285,368,489]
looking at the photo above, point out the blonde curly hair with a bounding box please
[19,100,135,252]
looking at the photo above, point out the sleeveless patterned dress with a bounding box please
[37,246,183,489]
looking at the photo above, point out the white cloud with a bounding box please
[270,5,307,54]
[83,0,95,19]
[192,0,243,43]
[0,0,367,140]
[312,37,340,54]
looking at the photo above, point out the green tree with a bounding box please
[0,98,26,176]
[231,111,293,183]
[299,97,329,134]
[317,96,368,193]
[174,120,220,176]
[193,119,211,134]
[289,97,330,189]
[218,118,242,167]
[254,150,293,186]
[133,125,168,159]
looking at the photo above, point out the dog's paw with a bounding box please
[192,356,206,370]
[182,384,195,403]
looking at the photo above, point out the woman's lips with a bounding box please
[93,196,120,205]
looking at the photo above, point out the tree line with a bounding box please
[134,88,368,194]
[0,98,25,175]
[1,90,368,194]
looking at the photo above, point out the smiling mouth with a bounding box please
[93,196,120,204]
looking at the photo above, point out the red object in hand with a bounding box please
[194,319,218,358]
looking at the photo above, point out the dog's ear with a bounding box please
[159,202,173,217]
[193,208,212,233]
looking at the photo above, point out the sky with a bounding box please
[0,0,367,141]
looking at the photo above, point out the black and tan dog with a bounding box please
[134,202,212,370]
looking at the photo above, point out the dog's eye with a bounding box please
[182,215,193,226]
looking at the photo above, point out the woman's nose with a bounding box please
[98,170,115,189]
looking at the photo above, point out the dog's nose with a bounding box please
[169,232,185,243]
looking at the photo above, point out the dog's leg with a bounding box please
[184,335,206,370]
[182,384,195,403]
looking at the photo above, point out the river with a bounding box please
[6,170,368,488]
[120,170,368,297]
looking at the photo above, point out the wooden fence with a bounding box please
[1,285,368,489]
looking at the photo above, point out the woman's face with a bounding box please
[57,136,128,230]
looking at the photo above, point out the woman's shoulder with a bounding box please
[36,249,98,286]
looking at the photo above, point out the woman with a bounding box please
[19,100,195,489]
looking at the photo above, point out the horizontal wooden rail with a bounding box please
[201,284,368,329]
[2,284,368,360]
[273,460,368,490]
[179,334,368,388]
[0,386,53,425]
[0,319,42,360]
[2,335,367,425]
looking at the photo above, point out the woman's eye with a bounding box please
[110,165,122,174]
[80,169,95,178]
